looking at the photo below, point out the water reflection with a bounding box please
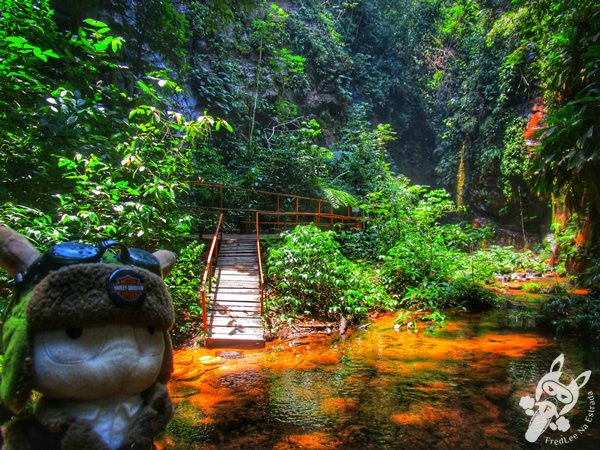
[159,310,600,449]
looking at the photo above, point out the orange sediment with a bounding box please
[158,313,570,449]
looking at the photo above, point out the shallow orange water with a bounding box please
[158,311,600,449]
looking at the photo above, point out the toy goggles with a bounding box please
[16,240,161,288]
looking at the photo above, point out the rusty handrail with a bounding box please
[255,212,264,315]
[240,210,363,230]
[188,181,362,222]
[200,213,223,333]
[188,180,332,203]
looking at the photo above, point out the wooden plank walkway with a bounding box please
[205,234,265,348]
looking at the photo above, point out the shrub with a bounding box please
[365,178,509,311]
[522,282,567,294]
[539,295,600,340]
[380,238,457,300]
[336,228,379,262]
[445,279,499,311]
[165,241,205,345]
[521,282,543,293]
[266,224,394,322]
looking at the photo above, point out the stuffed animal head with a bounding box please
[0,225,176,413]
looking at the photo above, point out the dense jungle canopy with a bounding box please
[0,0,599,290]
[2,4,600,447]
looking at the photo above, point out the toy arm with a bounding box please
[2,418,61,450]
[120,383,173,449]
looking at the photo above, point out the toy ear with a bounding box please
[575,370,591,390]
[153,250,176,279]
[550,354,564,374]
[0,225,40,277]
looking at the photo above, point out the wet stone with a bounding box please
[173,353,194,365]
[216,351,245,359]
[172,368,203,381]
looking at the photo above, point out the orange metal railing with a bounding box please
[200,213,223,333]
[255,212,264,314]
[189,181,363,230]
[198,184,363,328]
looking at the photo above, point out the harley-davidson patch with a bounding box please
[107,268,146,308]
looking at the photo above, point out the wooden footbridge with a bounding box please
[196,182,363,348]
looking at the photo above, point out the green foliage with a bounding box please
[266,225,394,322]
[445,279,499,311]
[0,5,230,249]
[359,177,531,311]
[539,295,600,340]
[581,255,600,294]
[522,281,567,295]
[3,0,597,338]
[256,118,332,195]
[500,117,531,206]
[0,7,136,206]
[552,214,580,274]
[439,0,480,38]
[271,47,306,94]
[491,0,600,266]
[533,3,600,227]
[394,309,446,333]
[53,107,230,247]
[336,228,379,262]
[362,176,458,253]
[394,309,447,332]
[330,104,395,197]
[165,241,206,345]
[468,245,546,278]
[365,178,463,306]
[0,204,69,246]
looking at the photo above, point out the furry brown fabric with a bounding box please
[27,263,174,331]
[0,225,40,277]
[2,383,172,450]
[1,417,61,450]
[121,383,173,449]
[157,332,174,384]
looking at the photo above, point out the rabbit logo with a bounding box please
[519,354,591,443]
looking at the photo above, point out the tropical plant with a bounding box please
[165,241,206,345]
[266,224,394,322]
[54,107,230,248]
[539,295,600,340]
[533,3,600,242]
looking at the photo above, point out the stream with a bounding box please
[159,308,600,449]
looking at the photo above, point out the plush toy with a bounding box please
[0,224,176,450]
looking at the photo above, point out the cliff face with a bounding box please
[48,0,549,236]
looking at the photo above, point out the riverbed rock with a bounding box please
[216,351,245,359]
[199,355,224,365]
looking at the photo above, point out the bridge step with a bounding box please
[210,301,261,311]
[205,235,265,349]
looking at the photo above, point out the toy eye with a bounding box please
[36,326,108,364]
[134,325,164,356]
[66,327,83,339]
